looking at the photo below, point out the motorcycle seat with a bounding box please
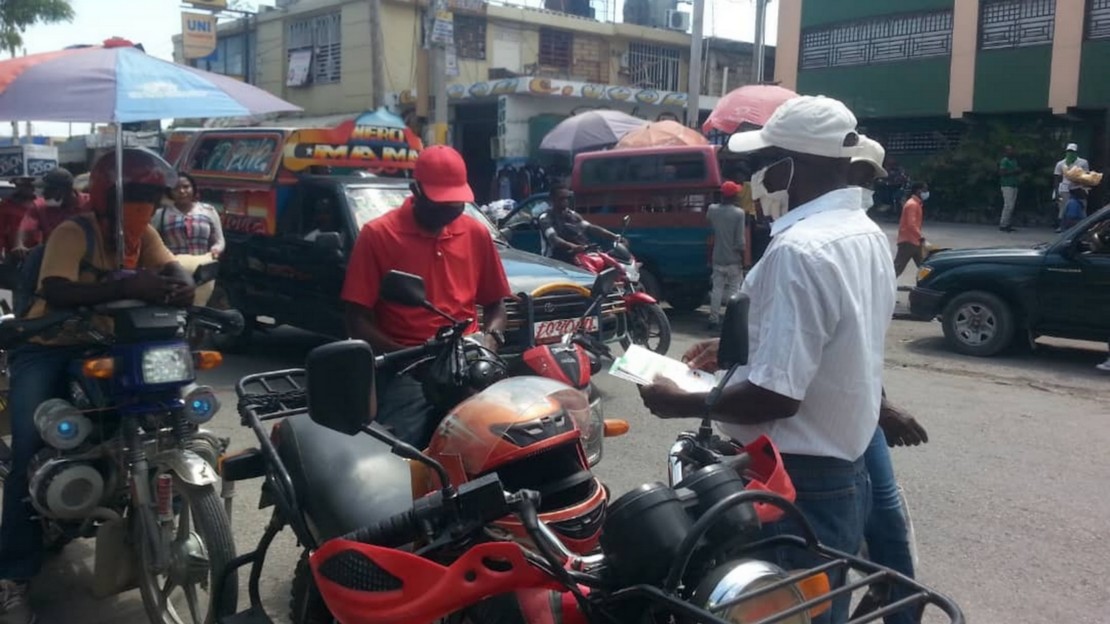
[275,413,414,542]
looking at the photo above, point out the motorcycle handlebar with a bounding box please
[341,506,429,549]
[190,306,245,335]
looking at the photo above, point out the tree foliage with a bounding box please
[0,0,74,54]
[915,119,1071,225]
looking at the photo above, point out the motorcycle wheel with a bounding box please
[291,551,336,624]
[620,303,672,356]
[136,479,238,624]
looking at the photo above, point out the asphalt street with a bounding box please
[22,223,1110,623]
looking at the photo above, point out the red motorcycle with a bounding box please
[573,216,672,355]
[296,334,965,624]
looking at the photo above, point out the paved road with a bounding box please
[25,223,1110,623]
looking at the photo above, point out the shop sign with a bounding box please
[445,77,689,108]
[181,12,218,60]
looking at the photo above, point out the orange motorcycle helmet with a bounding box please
[88,147,177,213]
[420,376,607,554]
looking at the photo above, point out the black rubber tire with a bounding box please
[666,292,705,313]
[207,284,254,353]
[290,551,335,624]
[941,290,1015,357]
[620,302,672,355]
[137,481,238,623]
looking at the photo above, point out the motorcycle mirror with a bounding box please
[306,340,376,435]
[381,270,428,307]
[717,293,750,368]
[590,267,619,299]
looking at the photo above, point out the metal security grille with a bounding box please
[980,0,1055,49]
[539,28,573,70]
[286,12,342,84]
[455,14,487,60]
[877,129,965,154]
[801,10,953,69]
[1088,0,1110,39]
[627,42,681,91]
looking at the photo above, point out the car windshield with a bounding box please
[344,185,506,243]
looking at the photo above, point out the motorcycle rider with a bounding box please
[341,145,511,448]
[0,149,195,623]
[638,96,896,623]
[537,182,623,264]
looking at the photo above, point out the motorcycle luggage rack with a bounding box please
[217,369,319,624]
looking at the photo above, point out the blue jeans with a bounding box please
[0,344,85,580]
[863,428,916,624]
[759,453,870,624]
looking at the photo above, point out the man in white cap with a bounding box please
[1053,143,1089,232]
[848,135,887,211]
[639,95,898,622]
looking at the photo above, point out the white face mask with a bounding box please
[860,188,875,210]
[750,157,794,218]
[43,198,63,208]
[919,191,930,202]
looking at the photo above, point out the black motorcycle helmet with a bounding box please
[422,340,508,411]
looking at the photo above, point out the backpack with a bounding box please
[13,216,100,318]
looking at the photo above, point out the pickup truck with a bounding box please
[909,206,1110,356]
[211,176,629,355]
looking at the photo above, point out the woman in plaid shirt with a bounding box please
[154,172,225,258]
[154,172,225,309]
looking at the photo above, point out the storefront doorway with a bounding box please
[454,102,498,204]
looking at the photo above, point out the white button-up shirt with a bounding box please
[720,187,896,461]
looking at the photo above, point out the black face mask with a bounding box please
[412,196,464,231]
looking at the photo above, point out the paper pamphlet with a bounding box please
[609,344,717,393]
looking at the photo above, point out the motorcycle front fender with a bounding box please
[152,449,220,487]
[624,291,658,306]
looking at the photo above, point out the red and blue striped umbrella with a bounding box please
[0,38,300,123]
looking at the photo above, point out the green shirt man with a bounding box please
[999,155,1019,188]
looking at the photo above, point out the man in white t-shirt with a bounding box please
[639,96,897,622]
[1054,143,1089,232]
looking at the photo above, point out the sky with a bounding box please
[6,0,778,137]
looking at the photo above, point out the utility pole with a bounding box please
[686,0,706,129]
[426,0,450,145]
[369,0,385,108]
[754,0,769,83]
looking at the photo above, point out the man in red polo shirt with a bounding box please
[341,145,511,446]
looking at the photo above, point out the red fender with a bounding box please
[740,435,796,524]
[624,291,658,306]
[310,540,565,624]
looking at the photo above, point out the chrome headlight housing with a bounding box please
[182,383,220,425]
[33,398,93,450]
[142,345,194,385]
[693,559,828,623]
[624,261,640,283]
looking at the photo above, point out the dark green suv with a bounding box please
[910,206,1110,356]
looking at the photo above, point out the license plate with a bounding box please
[534,317,598,342]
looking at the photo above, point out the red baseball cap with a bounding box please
[721,181,742,197]
[414,145,475,203]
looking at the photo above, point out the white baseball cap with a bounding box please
[727,95,862,159]
[851,135,887,177]
[1066,143,1079,152]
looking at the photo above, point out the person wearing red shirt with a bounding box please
[12,168,88,258]
[341,145,511,446]
[0,179,38,252]
[894,181,928,277]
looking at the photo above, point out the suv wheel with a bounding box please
[941,290,1014,357]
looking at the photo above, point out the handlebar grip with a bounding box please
[375,342,433,369]
[341,508,425,548]
[191,307,245,335]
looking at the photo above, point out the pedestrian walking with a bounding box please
[1054,143,1089,232]
[999,145,1019,231]
[153,172,224,307]
[706,181,746,330]
[894,182,928,278]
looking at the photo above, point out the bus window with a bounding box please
[573,146,719,194]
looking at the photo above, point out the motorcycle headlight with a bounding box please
[182,384,220,425]
[625,262,640,282]
[142,345,194,385]
[33,398,93,450]
[583,394,604,466]
[693,560,831,623]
